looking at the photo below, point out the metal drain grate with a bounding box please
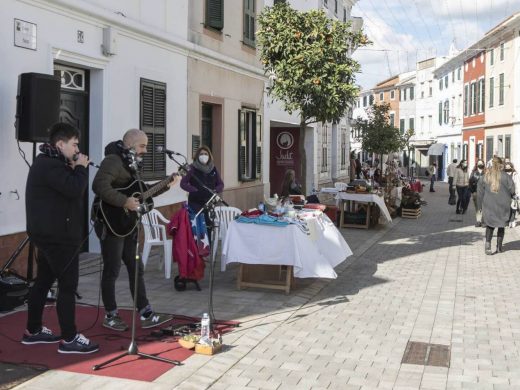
[401,341,450,368]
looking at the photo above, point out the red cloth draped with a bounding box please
[167,207,205,281]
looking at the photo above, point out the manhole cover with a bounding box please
[402,341,450,368]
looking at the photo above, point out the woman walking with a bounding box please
[469,160,485,226]
[504,162,520,228]
[477,157,515,255]
[453,159,470,214]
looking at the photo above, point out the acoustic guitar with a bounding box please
[98,172,180,237]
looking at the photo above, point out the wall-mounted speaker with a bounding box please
[15,72,61,143]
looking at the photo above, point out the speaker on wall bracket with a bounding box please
[15,72,61,143]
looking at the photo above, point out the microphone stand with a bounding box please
[164,152,232,330]
[93,153,181,371]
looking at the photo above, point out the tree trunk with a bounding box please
[299,121,307,195]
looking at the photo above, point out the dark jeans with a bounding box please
[448,177,455,197]
[27,242,79,341]
[456,186,470,212]
[430,175,436,191]
[95,222,149,313]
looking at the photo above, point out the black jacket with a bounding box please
[25,154,88,245]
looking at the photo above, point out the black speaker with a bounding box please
[15,72,61,143]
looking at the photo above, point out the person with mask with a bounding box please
[23,122,99,354]
[92,129,178,332]
[469,160,485,227]
[180,145,224,241]
[453,159,470,214]
[477,157,515,254]
[446,159,458,205]
[504,162,520,228]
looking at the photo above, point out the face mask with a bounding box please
[461,163,467,168]
[477,164,484,169]
[505,169,512,173]
[198,155,209,164]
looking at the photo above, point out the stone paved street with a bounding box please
[9,182,520,389]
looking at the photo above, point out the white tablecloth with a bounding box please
[335,192,392,223]
[221,213,352,278]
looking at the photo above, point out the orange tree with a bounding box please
[257,2,368,192]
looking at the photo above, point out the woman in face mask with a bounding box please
[469,160,486,227]
[180,146,224,236]
[504,162,520,228]
[453,159,470,214]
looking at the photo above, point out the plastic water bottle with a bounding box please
[200,313,211,344]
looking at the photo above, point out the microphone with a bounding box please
[156,146,181,156]
[73,154,100,168]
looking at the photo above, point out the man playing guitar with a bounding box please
[92,129,180,332]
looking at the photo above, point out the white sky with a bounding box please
[351,0,520,90]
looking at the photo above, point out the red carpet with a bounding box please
[0,305,237,382]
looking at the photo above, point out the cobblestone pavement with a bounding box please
[10,182,520,389]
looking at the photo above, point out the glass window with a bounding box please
[490,49,494,65]
[201,103,213,150]
[486,136,494,161]
[464,84,469,116]
[457,67,461,80]
[471,82,477,114]
[443,100,449,124]
[238,108,262,181]
[389,113,395,127]
[363,96,367,107]
[409,87,414,100]
[439,79,443,91]
[500,43,505,61]
[379,92,384,101]
[409,117,414,131]
[321,124,329,173]
[445,75,448,88]
[400,118,405,134]
[478,79,485,113]
[390,90,395,99]
[438,102,442,125]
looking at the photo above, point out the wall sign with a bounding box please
[14,19,37,50]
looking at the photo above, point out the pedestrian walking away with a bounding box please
[453,159,470,214]
[23,122,99,354]
[469,160,485,226]
[429,162,437,192]
[477,157,516,255]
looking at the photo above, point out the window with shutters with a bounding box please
[463,144,468,160]
[478,78,485,113]
[238,108,262,181]
[243,0,256,47]
[205,0,224,31]
[489,77,494,108]
[443,100,449,124]
[486,136,494,161]
[320,124,329,173]
[499,73,504,105]
[140,78,166,180]
[464,84,469,116]
[438,102,442,125]
[505,135,511,159]
[400,119,405,134]
[471,81,477,115]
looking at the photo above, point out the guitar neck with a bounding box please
[142,174,175,199]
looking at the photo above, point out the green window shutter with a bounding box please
[243,0,256,47]
[238,110,248,181]
[438,102,442,125]
[205,0,224,31]
[140,79,166,180]
[255,113,262,179]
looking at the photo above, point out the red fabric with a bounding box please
[240,209,263,217]
[0,305,238,382]
[409,182,422,193]
[302,203,327,211]
[168,208,205,281]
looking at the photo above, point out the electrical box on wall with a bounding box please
[102,27,117,56]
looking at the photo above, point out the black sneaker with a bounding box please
[21,326,61,344]
[58,333,99,354]
[141,312,172,329]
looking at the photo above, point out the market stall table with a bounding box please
[335,192,392,229]
[221,212,352,293]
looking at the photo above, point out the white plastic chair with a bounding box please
[141,209,172,279]
[213,206,242,270]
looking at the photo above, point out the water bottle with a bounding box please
[200,313,210,344]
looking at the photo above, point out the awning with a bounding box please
[427,143,446,156]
